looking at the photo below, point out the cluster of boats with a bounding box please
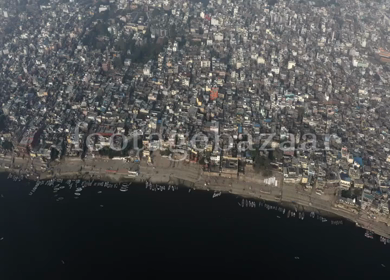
[29,182,40,196]
[7,173,23,181]
[145,181,179,192]
[24,177,390,246]
[365,230,390,245]
[379,236,390,245]
[287,210,306,220]
[28,178,220,200]
[28,178,137,199]
[365,230,374,239]
[29,178,188,199]
[316,214,328,223]
[308,211,328,222]
[34,179,62,188]
[238,199,336,223]
[238,199,257,208]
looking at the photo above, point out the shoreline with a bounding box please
[1,168,345,221]
[1,155,389,239]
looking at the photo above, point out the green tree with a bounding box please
[1,140,13,151]
[273,148,284,161]
[50,148,59,161]
[253,151,272,175]
[115,38,127,53]
[160,149,172,157]
[113,57,123,69]
[169,25,177,42]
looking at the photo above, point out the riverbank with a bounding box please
[1,154,390,238]
[1,174,389,278]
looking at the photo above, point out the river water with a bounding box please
[0,173,389,278]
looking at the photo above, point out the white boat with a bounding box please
[212,192,221,198]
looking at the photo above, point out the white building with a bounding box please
[288,61,296,69]
[257,57,265,64]
[214,33,224,41]
[211,18,220,26]
[99,5,109,13]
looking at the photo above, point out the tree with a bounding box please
[0,115,7,131]
[96,22,109,36]
[253,151,272,176]
[152,8,163,18]
[341,189,352,199]
[169,25,177,42]
[50,148,59,161]
[115,39,126,53]
[113,57,123,69]
[273,148,284,161]
[1,140,13,151]
[160,149,172,157]
[297,107,305,122]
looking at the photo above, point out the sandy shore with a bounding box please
[1,154,389,238]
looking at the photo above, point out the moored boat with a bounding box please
[365,230,374,239]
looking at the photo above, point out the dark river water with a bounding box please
[0,173,389,279]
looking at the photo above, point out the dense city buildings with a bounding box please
[1,0,390,231]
